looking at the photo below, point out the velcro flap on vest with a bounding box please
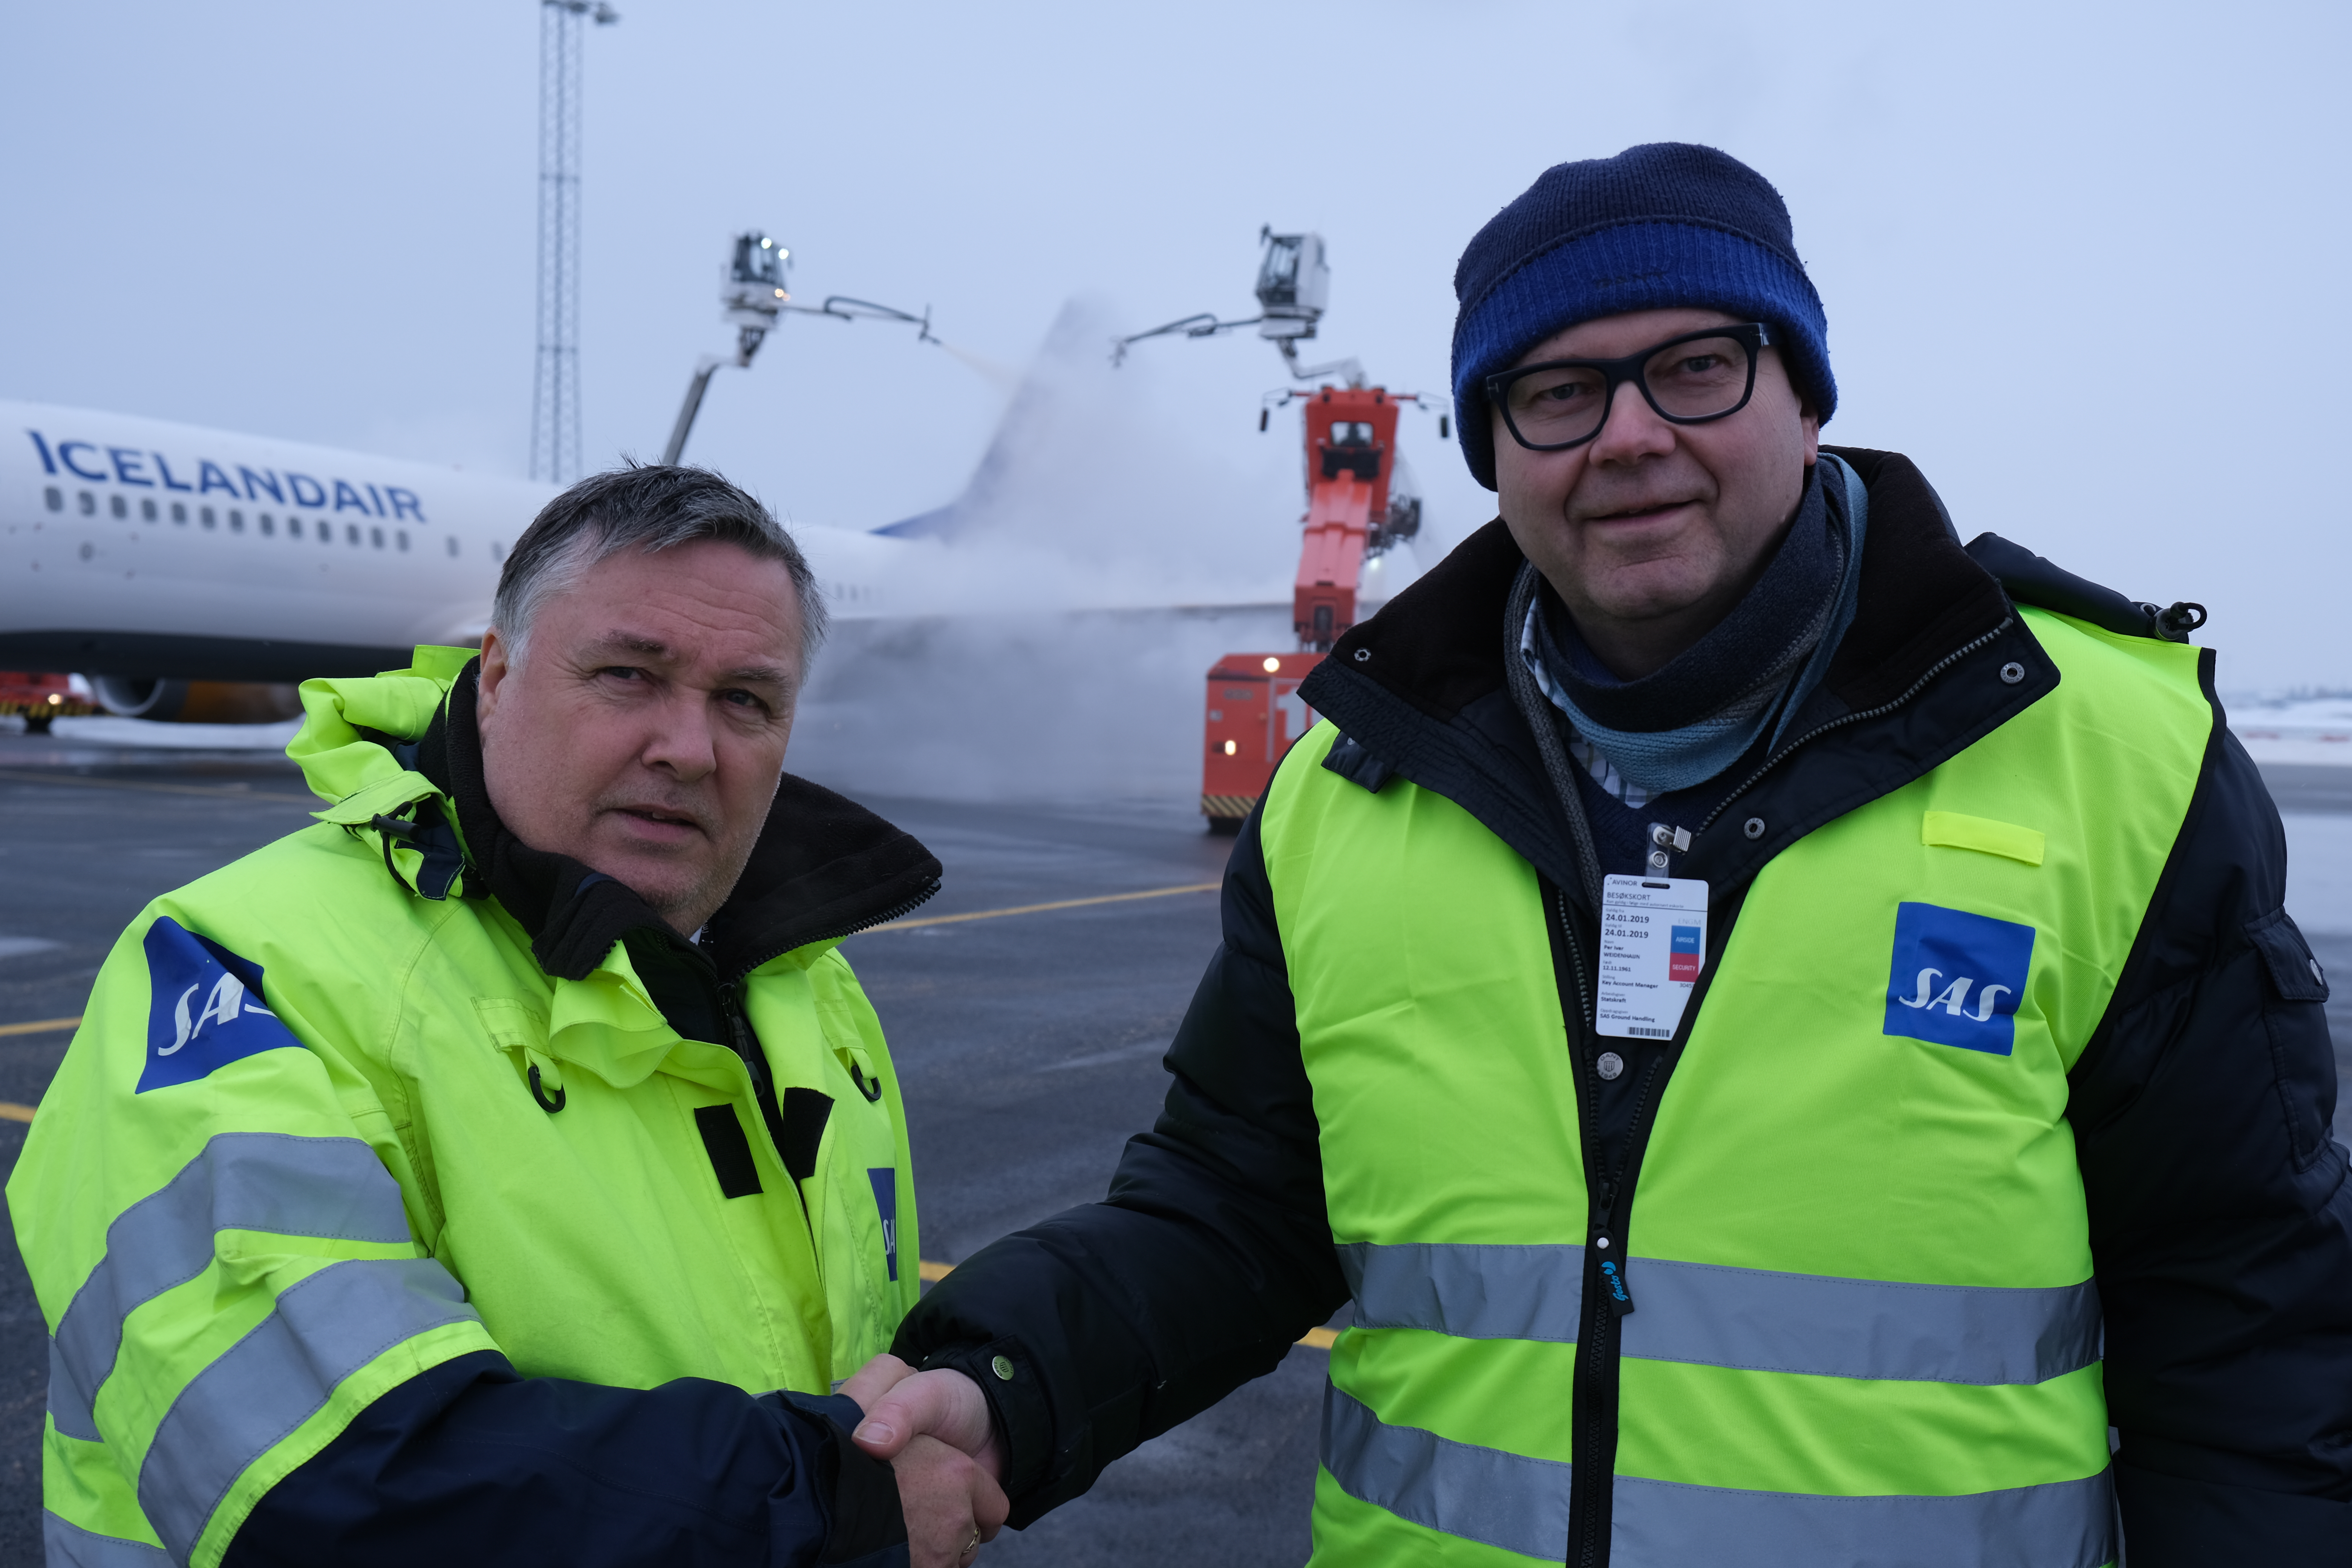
[1921,810,2045,866]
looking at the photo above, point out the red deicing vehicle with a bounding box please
[1115,231,1447,831]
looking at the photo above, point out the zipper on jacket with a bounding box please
[715,978,820,1247]
[1696,618,2014,835]
[1548,883,1619,1568]
[1548,620,2011,1566]
[1554,887,1592,1025]
[717,879,943,989]
[678,882,936,1257]
[1570,1029,1669,1568]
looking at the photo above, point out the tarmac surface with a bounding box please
[0,732,2345,1567]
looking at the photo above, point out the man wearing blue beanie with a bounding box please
[865,145,2350,1566]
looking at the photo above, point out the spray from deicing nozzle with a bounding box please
[939,340,1022,395]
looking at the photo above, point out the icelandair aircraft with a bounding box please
[0,399,922,718]
[2,302,1413,721]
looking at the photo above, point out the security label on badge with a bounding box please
[1596,875,1708,1041]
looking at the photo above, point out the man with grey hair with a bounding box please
[11,464,1008,1567]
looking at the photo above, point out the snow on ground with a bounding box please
[2286,815,2352,937]
[2230,694,2352,768]
[30,716,305,752]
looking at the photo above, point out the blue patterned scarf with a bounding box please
[1519,455,1868,807]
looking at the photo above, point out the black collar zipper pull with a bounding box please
[1592,1184,1635,1314]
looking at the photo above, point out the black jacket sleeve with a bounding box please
[891,807,1349,1525]
[222,1351,908,1568]
[2069,721,2352,1559]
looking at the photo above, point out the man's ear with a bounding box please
[1799,400,1821,466]
[476,628,510,722]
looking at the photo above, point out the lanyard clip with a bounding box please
[1645,822,1692,876]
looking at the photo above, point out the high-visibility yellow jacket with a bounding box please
[10,648,941,1568]
[1272,597,2191,1564]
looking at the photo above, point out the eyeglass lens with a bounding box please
[1502,335,1754,448]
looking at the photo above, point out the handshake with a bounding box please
[841,1354,1008,1568]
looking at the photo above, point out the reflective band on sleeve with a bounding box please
[1321,1381,1573,1560]
[1338,1242,2099,1385]
[43,1510,171,1567]
[1322,1386,2115,1568]
[137,1256,481,1561]
[48,1133,416,1442]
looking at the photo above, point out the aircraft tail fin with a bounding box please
[873,297,1110,541]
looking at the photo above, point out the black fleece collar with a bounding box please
[422,664,941,983]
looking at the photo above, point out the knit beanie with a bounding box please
[1450,143,1834,491]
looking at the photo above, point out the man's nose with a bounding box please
[1587,380,1676,464]
[641,692,719,780]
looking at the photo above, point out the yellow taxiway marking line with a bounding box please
[917,1257,1338,1349]
[0,769,314,804]
[861,882,1220,934]
[0,1103,35,1124]
[0,1015,81,1039]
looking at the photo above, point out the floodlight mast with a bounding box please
[530,0,620,487]
[662,232,940,466]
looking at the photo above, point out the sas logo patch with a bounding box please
[1883,902,2035,1057]
[138,918,301,1092]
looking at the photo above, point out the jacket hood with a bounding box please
[288,649,941,982]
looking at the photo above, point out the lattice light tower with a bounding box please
[531,0,619,485]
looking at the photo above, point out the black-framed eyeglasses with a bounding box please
[1485,322,1774,453]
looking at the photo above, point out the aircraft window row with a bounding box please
[40,487,437,554]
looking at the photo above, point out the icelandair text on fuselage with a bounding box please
[24,430,428,522]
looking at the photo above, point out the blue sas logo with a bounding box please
[1883,902,2036,1056]
[139,918,302,1092]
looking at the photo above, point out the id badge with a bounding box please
[1596,875,1708,1041]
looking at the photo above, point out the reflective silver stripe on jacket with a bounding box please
[1320,1381,1572,1560]
[1338,1241,2101,1384]
[137,1256,481,1562]
[43,1510,172,1567]
[48,1133,417,1442]
[1322,1386,2116,1568]
[1343,1242,1587,1343]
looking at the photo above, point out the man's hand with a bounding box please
[842,1355,1007,1566]
[888,1434,1008,1568]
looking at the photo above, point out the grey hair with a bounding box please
[490,462,829,672]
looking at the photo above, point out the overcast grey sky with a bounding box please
[5,1,2346,691]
